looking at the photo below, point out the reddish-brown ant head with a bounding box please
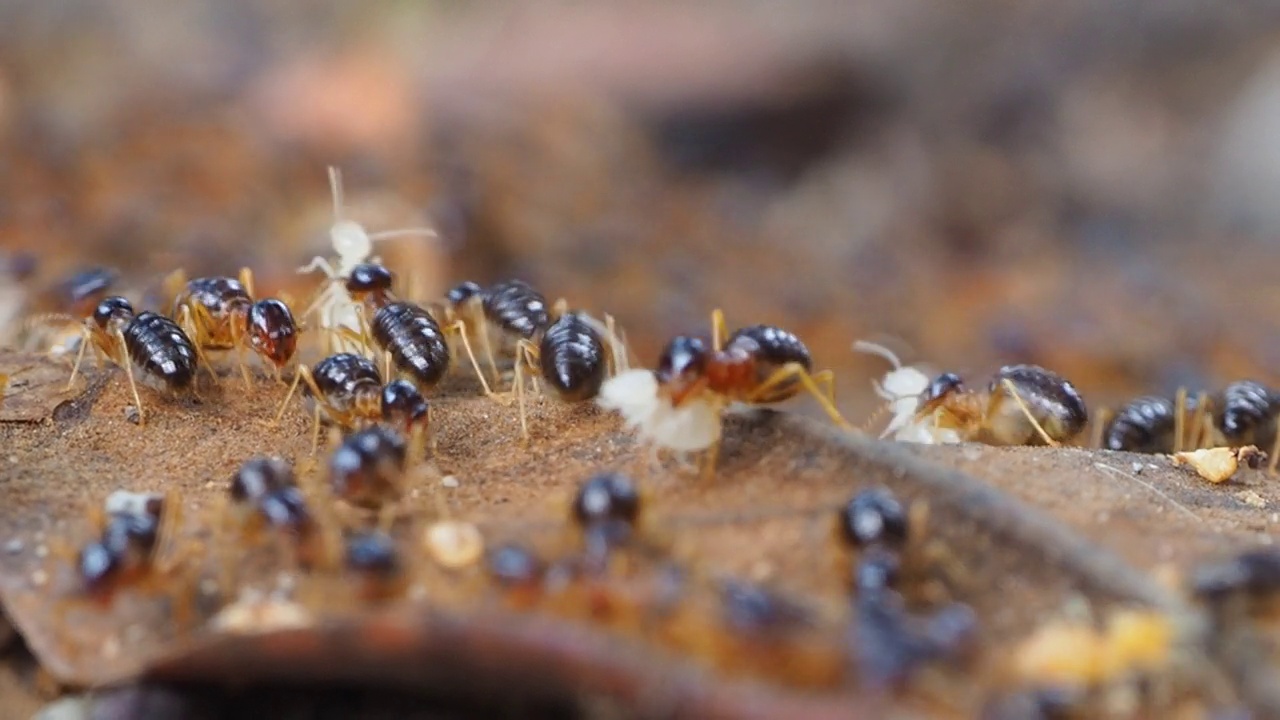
[246,298,298,367]
[345,263,394,298]
[919,372,965,414]
[655,336,709,386]
[92,296,134,330]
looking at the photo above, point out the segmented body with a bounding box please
[540,312,607,401]
[172,277,253,348]
[121,312,198,390]
[1104,396,1177,453]
[986,364,1088,443]
[483,279,550,339]
[307,353,382,417]
[1215,380,1280,446]
[329,426,407,509]
[723,325,813,403]
[78,506,162,597]
[231,457,311,532]
[371,302,450,389]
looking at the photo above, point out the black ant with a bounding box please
[343,531,409,603]
[327,425,409,529]
[906,365,1088,446]
[167,267,299,386]
[598,309,849,475]
[65,296,199,424]
[274,352,430,454]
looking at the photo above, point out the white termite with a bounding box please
[852,340,960,445]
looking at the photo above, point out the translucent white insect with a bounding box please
[297,166,437,355]
[597,368,724,454]
[853,340,961,445]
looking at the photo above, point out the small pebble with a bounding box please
[124,406,140,424]
[441,475,460,489]
[1131,462,1144,474]
[5,538,23,554]
[7,455,16,463]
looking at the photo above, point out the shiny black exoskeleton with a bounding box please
[990,365,1088,436]
[573,472,641,527]
[380,379,429,431]
[345,531,401,575]
[78,501,164,597]
[328,425,407,508]
[1104,395,1179,453]
[178,276,252,320]
[344,263,395,298]
[488,544,544,588]
[307,353,383,414]
[446,280,484,307]
[482,279,550,339]
[540,312,608,401]
[121,310,199,391]
[1215,380,1280,447]
[723,325,812,403]
[245,298,299,368]
[230,457,311,532]
[840,488,909,550]
[370,302,451,390]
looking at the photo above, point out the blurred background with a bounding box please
[5,0,1280,421]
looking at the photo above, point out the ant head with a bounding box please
[231,456,294,502]
[331,220,372,260]
[655,336,709,385]
[345,263,394,296]
[78,541,117,591]
[573,472,641,527]
[247,299,299,367]
[922,372,965,407]
[381,379,429,429]
[447,281,484,307]
[345,531,400,574]
[92,296,134,329]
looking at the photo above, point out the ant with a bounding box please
[901,365,1088,447]
[274,351,430,454]
[166,267,299,387]
[64,296,199,424]
[54,490,192,629]
[327,425,410,530]
[297,166,437,355]
[343,531,410,603]
[217,457,337,588]
[570,472,645,575]
[598,309,849,476]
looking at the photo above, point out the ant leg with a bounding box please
[273,365,307,424]
[999,378,1059,447]
[1090,407,1113,449]
[746,363,853,429]
[809,369,840,410]
[297,255,338,278]
[115,329,147,425]
[65,327,92,391]
[238,266,256,299]
[476,316,502,387]
[517,339,542,397]
[447,320,495,396]
[1173,387,1188,454]
[1189,391,1210,450]
[384,352,393,385]
[311,404,324,456]
[515,356,529,442]
[710,308,729,353]
[179,304,221,386]
[229,316,254,389]
[699,438,721,481]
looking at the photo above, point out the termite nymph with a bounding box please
[328,425,409,529]
[598,309,849,475]
[1104,396,1180,454]
[168,268,299,386]
[297,166,437,355]
[219,456,336,579]
[66,295,199,424]
[906,365,1087,447]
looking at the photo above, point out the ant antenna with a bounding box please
[329,166,345,223]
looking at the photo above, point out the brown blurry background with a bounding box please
[5,0,1280,421]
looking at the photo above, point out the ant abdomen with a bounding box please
[328,426,408,510]
[540,312,608,401]
[308,353,383,417]
[1104,396,1178,453]
[483,279,550,340]
[724,325,813,403]
[985,364,1087,446]
[122,312,199,392]
[1214,380,1280,447]
[370,301,450,390]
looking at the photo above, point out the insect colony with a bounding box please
[12,165,1280,714]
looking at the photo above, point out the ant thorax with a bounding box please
[598,369,723,453]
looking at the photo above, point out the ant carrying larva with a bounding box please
[598,308,850,476]
[296,166,438,356]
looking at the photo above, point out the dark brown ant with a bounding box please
[55,490,190,627]
[65,296,199,424]
[571,472,644,574]
[344,531,409,603]
[911,365,1088,446]
[599,309,849,475]
[1208,381,1280,469]
[341,264,476,400]
[839,487,909,550]
[218,457,335,582]
[1102,395,1180,454]
[274,352,430,454]
[167,268,299,386]
[327,425,408,528]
